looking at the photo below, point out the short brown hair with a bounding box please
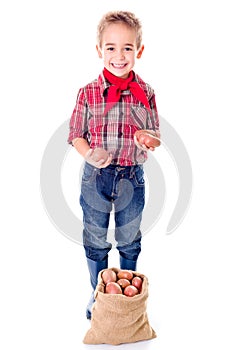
[97,11,142,49]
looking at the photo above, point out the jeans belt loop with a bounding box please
[130,165,135,178]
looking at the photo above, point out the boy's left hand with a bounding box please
[134,135,149,151]
[134,130,161,151]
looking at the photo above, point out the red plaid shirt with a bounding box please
[68,71,159,166]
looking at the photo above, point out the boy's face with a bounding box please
[96,23,144,79]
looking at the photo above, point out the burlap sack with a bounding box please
[83,267,156,345]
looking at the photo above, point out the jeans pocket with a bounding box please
[82,163,97,183]
[133,166,145,187]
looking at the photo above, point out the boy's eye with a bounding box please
[125,47,133,51]
[107,47,114,51]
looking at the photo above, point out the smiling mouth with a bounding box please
[111,63,127,68]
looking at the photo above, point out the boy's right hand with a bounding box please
[85,149,112,168]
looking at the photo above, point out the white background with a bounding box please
[1,0,233,349]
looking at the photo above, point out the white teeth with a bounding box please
[112,64,126,68]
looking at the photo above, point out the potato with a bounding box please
[105,282,122,294]
[102,269,117,284]
[135,130,160,149]
[92,147,109,162]
[143,133,160,148]
[117,270,134,281]
[117,278,131,289]
[124,285,139,297]
[132,276,143,291]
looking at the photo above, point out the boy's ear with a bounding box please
[136,45,144,59]
[96,45,102,58]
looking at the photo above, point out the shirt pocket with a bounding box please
[130,105,150,129]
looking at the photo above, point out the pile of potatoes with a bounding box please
[102,269,143,297]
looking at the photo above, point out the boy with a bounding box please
[68,11,160,319]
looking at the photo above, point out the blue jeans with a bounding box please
[80,163,145,262]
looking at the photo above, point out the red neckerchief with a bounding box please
[103,68,151,115]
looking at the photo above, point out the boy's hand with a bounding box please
[85,149,112,168]
[134,129,161,151]
[134,135,148,151]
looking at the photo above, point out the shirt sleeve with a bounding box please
[67,88,89,144]
[147,93,160,131]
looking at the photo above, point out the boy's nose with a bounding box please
[115,50,125,60]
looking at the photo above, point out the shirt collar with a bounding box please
[98,72,111,96]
